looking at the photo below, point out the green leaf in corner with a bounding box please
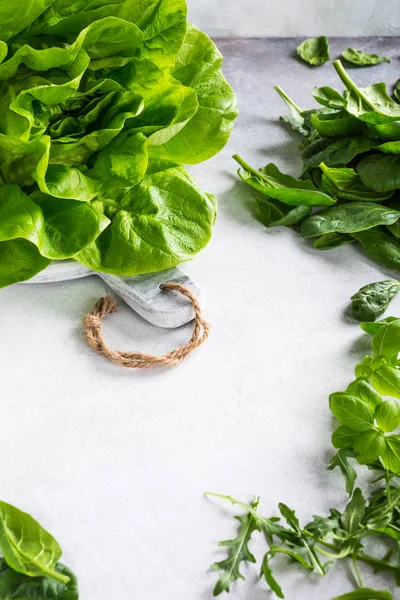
[352,228,400,271]
[381,435,400,474]
[0,239,51,288]
[361,317,399,334]
[342,48,391,67]
[331,588,392,600]
[375,399,400,432]
[341,488,366,535]
[314,232,355,250]
[327,450,357,495]
[357,154,400,193]
[297,36,330,66]
[260,553,284,599]
[212,498,261,596]
[0,501,69,583]
[353,429,386,464]
[346,379,383,410]
[0,559,78,599]
[320,164,392,202]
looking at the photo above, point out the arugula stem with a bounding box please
[352,555,364,588]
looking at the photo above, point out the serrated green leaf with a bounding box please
[341,488,366,534]
[327,450,358,494]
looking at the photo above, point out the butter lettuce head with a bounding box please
[0,0,237,286]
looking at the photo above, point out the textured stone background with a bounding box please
[187,0,400,37]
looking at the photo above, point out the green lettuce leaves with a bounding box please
[0,0,237,287]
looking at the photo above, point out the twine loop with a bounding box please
[83,282,210,368]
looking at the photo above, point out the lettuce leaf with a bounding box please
[0,0,237,287]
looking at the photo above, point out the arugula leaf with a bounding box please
[260,554,284,598]
[0,501,68,583]
[332,589,392,600]
[301,203,400,238]
[342,49,391,67]
[297,36,330,66]
[351,281,400,322]
[212,498,261,596]
[327,450,358,494]
[341,488,366,534]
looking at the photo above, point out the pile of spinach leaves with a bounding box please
[208,317,400,599]
[235,60,400,272]
[0,0,237,288]
[0,499,78,598]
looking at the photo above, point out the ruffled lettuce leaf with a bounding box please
[0,2,237,287]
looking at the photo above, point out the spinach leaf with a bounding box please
[313,86,345,109]
[320,164,393,202]
[351,229,400,270]
[350,280,400,322]
[297,36,330,66]
[257,199,311,228]
[234,156,335,206]
[302,137,379,169]
[0,501,68,583]
[357,153,400,192]
[0,559,78,600]
[333,60,400,124]
[311,111,366,138]
[313,232,355,250]
[301,203,400,238]
[342,49,390,67]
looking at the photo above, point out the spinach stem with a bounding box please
[232,154,262,179]
[332,59,376,112]
[274,85,303,114]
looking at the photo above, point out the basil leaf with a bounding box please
[329,392,374,431]
[331,426,359,450]
[0,501,68,583]
[0,559,78,599]
[375,399,400,433]
[346,379,383,410]
[342,48,391,67]
[372,364,400,399]
[351,280,400,322]
[372,320,400,357]
[353,430,386,464]
[297,36,330,66]
[341,488,366,534]
[301,203,400,238]
[381,435,400,474]
[361,317,399,334]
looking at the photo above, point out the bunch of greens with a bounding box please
[0,499,78,598]
[235,60,400,270]
[208,317,400,599]
[0,0,237,288]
